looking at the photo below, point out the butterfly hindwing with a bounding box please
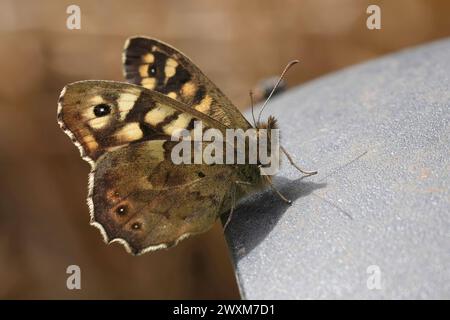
[91,139,236,254]
[58,80,227,161]
[123,36,252,130]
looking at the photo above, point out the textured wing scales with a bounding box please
[90,140,235,254]
[57,80,227,161]
[123,36,252,129]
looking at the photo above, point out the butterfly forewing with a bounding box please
[58,80,227,161]
[123,36,252,130]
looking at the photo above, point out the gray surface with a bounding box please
[225,38,450,299]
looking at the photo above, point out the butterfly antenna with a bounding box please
[249,90,257,127]
[280,145,318,176]
[256,60,299,126]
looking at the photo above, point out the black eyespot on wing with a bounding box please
[149,65,156,76]
[93,104,111,117]
[131,222,141,230]
[116,205,127,216]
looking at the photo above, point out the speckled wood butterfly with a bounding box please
[57,37,316,255]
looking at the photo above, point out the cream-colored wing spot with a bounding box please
[114,122,143,142]
[117,90,141,120]
[167,92,177,100]
[181,81,197,98]
[142,53,154,64]
[83,95,113,130]
[87,113,113,130]
[141,78,156,90]
[83,136,99,154]
[88,95,104,106]
[164,58,178,81]
[139,64,149,77]
[163,113,194,136]
[144,103,176,126]
[194,95,212,113]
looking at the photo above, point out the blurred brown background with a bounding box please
[0,0,449,299]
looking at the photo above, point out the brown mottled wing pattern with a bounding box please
[91,140,236,254]
[58,80,227,161]
[123,36,252,130]
[57,39,270,254]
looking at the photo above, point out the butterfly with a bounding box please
[57,37,316,255]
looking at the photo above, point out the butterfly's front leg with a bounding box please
[222,183,237,231]
[262,175,292,205]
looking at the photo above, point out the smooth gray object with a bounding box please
[224,39,450,299]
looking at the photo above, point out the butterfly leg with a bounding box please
[263,175,292,204]
[280,145,318,176]
[223,180,253,231]
[223,184,237,231]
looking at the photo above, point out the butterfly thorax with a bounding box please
[232,116,280,201]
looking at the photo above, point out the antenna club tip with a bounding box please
[256,59,299,125]
[285,59,300,70]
